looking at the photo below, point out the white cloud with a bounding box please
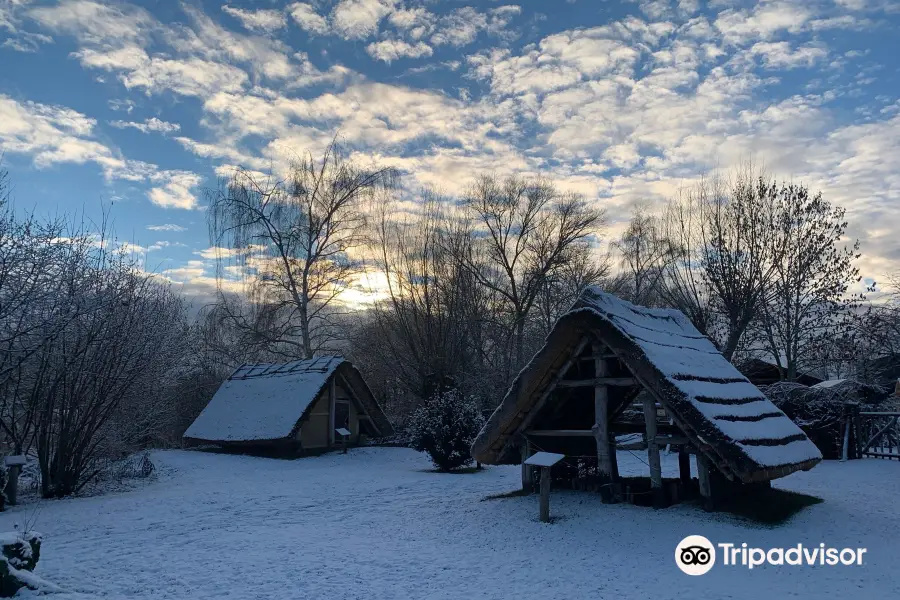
[366,39,432,63]
[110,117,181,134]
[430,7,487,47]
[289,2,330,35]
[221,5,286,32]
[1,30,52,53]
[75,46,250,97]
[28,0,154,44]
[714,1,813,44]
[0,94,201,209]
[147,171,202,209]
[331,0,396,40]
[147,224,187,232]
[749,41,827,69]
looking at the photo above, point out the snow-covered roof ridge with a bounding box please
[472,287,822,483]
[184,356,393,444]
[231,355,345,380]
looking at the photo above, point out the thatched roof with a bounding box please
[185,356,393,443]
[471,288,822,483]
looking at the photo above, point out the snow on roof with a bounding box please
[185,356,344,443]
[472,287,822,483]
[813,379,847,389]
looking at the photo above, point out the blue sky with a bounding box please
[1,0,898,303]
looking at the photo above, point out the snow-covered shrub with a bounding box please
[408,390,485,471]
[0,531,50,597]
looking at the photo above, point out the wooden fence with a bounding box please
[849,409,900,460]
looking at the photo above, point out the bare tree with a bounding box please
[459,175,606,368]
[659,167,779,361]
[758,182,862,381]
[365,190,479,399]
[615,206,672,306]
[534,241,610,335]
[29,256,190,497]
[207,141,396,359]
[658,192,715,339]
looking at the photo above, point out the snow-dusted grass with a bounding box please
[2,448,896,599]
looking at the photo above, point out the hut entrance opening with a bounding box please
[521,338,696,508]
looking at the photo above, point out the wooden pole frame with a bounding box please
[696,452,713,511]
[592,342,619,503]
[642,396,665,508]
[539,466,551,523]
[521,439,534,492]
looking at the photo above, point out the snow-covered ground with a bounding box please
[2,448,896,599]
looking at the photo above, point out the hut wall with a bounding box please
[300,389,331,448]
[334,381,362,444]
[298,381,364,448]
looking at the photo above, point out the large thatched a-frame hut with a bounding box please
[471,288,822,508]
[185,356,393,455]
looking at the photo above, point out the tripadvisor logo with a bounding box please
[675,536,867,575]
[675,535,716,576]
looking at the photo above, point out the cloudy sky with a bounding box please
[0,0,898,302]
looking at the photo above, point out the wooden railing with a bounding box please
[857,411,900,459]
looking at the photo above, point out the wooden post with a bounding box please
[642,396,665,508]
[678,450,691,485]
[852,405,863,460]
[539,466,551,523]
[593,344,618,503]
[840,410,851,462]
[521,440,534,492]
[696,453,713,511]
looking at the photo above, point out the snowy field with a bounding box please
[2,448,896,599]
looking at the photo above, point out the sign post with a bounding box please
[523,452,565,523]
[335,428,351,454]
[3,455,26,505]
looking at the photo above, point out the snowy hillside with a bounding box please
[1,448,896,599]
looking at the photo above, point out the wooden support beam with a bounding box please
[642,396,665,508]
[678,451,691,484]
[527,429,594,437]
[539,466,551,523]
[579,353,619,361]
[521,440,534,492]
[593,345,619,503]
[558,377,636,388]
[696,453,713,511]
[516,338,592,435]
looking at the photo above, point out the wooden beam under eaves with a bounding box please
[556,377,636,388]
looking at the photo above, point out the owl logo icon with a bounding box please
[675,535,716,575]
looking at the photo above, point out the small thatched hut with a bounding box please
[471,288,822,508]
[184,356,394,454]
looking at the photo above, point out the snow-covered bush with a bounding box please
[408,390,484,472]
[0,531,55,597]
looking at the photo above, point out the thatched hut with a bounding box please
[471,288,822,508]
[184,356,393,454]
